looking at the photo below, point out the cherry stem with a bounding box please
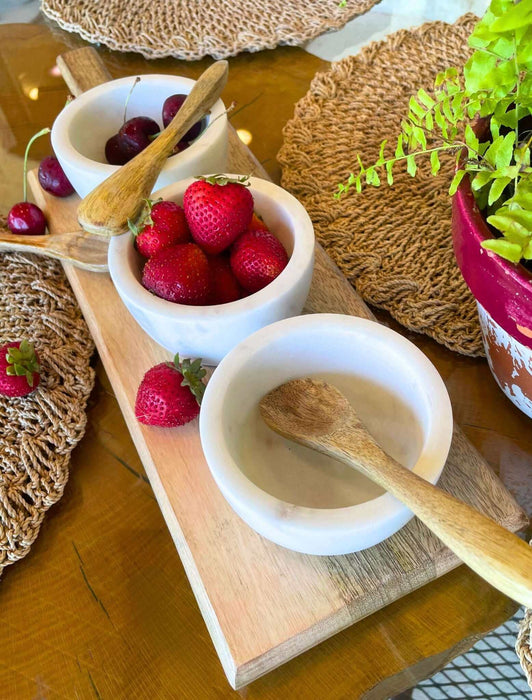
[123,76,141,125]
[23,127,50,202]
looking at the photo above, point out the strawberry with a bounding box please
[249,212,270,233]
[207,254,242,304]
[142,242,210,305]
[230,228,289,293]
[130,199,191,258]
[0,340,41,397]
[183,174,254,255]
[135,354,206,427]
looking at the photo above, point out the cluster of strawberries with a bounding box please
[133,175,289,306]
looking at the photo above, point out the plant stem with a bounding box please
[513,32,521,194]
[23,127,50,202]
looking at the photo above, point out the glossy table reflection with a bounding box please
[0,21,530,700]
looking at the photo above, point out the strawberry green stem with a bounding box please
[23,127,50,202]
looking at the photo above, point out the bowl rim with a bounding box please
[199,313,453,536]
[107,175,316,320]
[51,73,227,175]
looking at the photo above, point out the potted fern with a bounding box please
[337,0,532,418]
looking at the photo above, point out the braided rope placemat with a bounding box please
[517,548,532,690]
[278,14,484,357]
[40,0,381,61]
[0,227,95,576]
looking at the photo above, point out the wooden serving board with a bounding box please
[28,47,527,689]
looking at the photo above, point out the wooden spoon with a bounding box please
[0,228,107,271]
[260,377,532,609]
[77,60,229,237]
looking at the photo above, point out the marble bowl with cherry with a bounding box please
[51,74,228,198]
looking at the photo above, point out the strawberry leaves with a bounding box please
[197,174,251,187]
[5,340,40,388]
[173,353,206,405]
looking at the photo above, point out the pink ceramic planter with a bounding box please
[452,177,532,418]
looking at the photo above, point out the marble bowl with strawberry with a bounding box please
[51,74,228,198]
[108,175,315,365]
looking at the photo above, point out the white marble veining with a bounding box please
[200,314,453,556]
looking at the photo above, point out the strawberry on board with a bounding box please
[230,228,289,293]
[207,254,242,304]
[0,339,41,397]
[130,199,191,258]
[135,354,206,427]
[183,174,254,255]
[142,242,210,305]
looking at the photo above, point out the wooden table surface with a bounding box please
[0,21,531,700]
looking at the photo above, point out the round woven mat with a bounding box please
[517,552,532,690]
[40,0,381,61]
[278,14,484,357]
[0,232,95,576]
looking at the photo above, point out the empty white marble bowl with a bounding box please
[108,176,315,365]
[51,74,228,198]
[199,314,453,555]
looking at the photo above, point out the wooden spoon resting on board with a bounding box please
[0,227,107,271]
[77,60,229,237]
[260,378,532,609]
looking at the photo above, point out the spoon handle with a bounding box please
[330,428,532,609]
[0,230,108,271]
[77,60,229,238]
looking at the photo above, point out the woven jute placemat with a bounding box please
[0,230,95,576]
[278,14,484,357]
[40,0,381,61]
[517,553,532,690]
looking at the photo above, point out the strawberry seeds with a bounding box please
[133,175,289,306]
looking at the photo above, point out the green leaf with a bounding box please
[488,176,512,205]
[464,52,497,92]
[491,2,532,31]
[409,96,426,120]
[412,126,427,149]
[495,131,516,169]
[385,160,394,186]
[492,207,532,230]
[417,88,435,109]
[465,123,480,152]
[376,139,388,166]
[430,150,441,175]
[406,154,417,177]
[449,169,466,196]
[395,134,405,159]
[481,238,523,263]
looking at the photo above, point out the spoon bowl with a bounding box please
[260,377,532,609]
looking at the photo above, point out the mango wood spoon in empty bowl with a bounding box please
[260,377,532,609]
[77,59,229,237]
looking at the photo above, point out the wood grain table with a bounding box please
[0,21,531,700]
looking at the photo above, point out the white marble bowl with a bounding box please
[199,314,453,555]
[51,74,228,198]
[108,176,315,365]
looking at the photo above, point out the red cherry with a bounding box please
[119,116,160,155]
[38,156,74,197]
[162,94,203,141]
[7,202,46,236]
[105,133,138,165]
